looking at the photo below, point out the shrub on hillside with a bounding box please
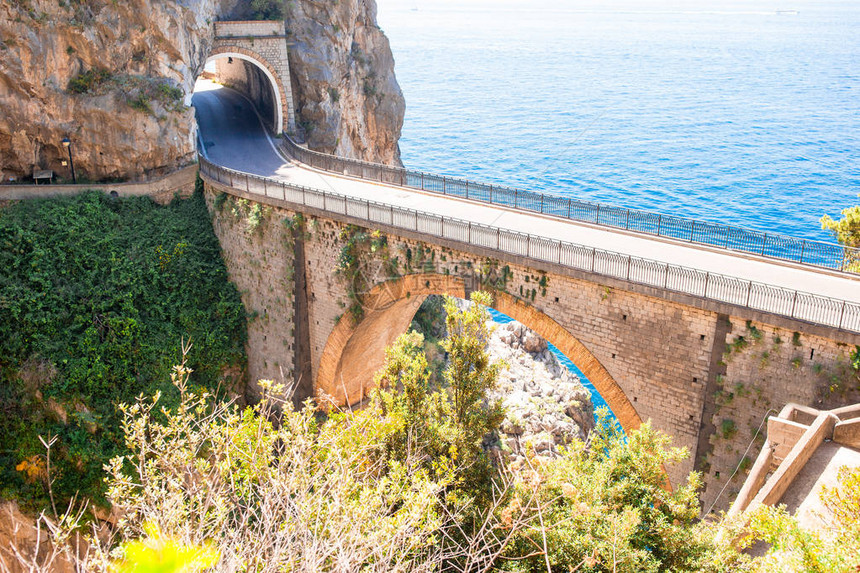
[0,190,246,510]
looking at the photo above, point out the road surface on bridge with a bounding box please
[192,81,860,305]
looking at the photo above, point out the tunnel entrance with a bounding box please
[196,54,282,134]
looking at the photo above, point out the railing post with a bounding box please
[704,272,710,297]
[515,189,518,208]
[465,181,469,199]
[761,234,767,256]
[625,210,630,229]
[443,176,447,195]
[591,248,596,272]
[595,204,600,224]
[657,214,662,236]
[664,264,669,289]
[799,240,805,264]
[489,185,493,203]
[790,291,798,318]
[467,222,471,242]
[567,199,571,219]
[626,256,631,280]
[541,194,545,214]
[745,282,752,307]
[421,172,424,190]
[689,221,695,242]
[838,302,846,329]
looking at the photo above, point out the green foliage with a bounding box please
[720,418,738,440]
[729,335,749,353]
[128,92,153,115]
[336,226,396,320]
[67,68,113,94]
[851,346,860,380]
[156,82,183,104]
[115,522,220,573]
[823,201,860,245]
[100,370,460,571]
[741,467,860,573]
[248,0,285,20]
[746,320,763,343]
[440,291,503,459]
[374,291,504,493]
[502,413,725,572]
[0,191,246,510]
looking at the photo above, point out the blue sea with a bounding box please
[377,0,860,420]
[377,0,860,242]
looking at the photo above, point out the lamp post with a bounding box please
[61,137,76,183]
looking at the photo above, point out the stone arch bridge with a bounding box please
[192,87,860,510]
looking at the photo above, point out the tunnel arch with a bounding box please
[316,273,643,434]
[205,46,288,134]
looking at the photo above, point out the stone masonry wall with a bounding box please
[204,187,298,398]
[698,319,859,513]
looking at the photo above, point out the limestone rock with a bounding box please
[0,0,220,182]
[0,0,405,182]
[281,0,405,165]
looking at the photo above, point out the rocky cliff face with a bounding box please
[0,0,220,182]
[0,0,405,182]
[280,0,405,165]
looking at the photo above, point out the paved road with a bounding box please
[193,81,860,305]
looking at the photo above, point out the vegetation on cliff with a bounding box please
[0,189,246,511]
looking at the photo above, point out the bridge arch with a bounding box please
[316,273,643,434]
[206,46,289,134]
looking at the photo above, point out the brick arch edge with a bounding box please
[315,273,643,435]
[207,46,289,133]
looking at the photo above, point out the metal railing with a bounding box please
[200,156,860,334]
[279,136,859,274]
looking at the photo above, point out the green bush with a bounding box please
[67,68,113,94]
[248,0,285,20]
[501,412,724,572]
[0,190,246,510]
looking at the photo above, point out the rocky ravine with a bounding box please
[0,0,404,182]
[487,320,595,461]
[412,297,595,459]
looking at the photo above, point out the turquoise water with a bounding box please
[378,0,860,242]
[378,0,860,421]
